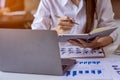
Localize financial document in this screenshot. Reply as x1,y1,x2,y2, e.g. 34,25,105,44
60,46,105,58
62,59,113,80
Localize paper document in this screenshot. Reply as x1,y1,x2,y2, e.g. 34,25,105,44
106,59,120,80
60,46,105,58
62,59,113,80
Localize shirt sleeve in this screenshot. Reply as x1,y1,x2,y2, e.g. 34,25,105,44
31,0,52,30
96,0,118,41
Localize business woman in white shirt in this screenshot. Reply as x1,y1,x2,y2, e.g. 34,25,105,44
32,0,118,49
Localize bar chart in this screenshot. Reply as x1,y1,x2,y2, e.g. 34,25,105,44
63,59,112,80
66,69,102,77
60,46,105,58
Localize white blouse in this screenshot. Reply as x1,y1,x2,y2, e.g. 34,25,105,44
31,0,118,41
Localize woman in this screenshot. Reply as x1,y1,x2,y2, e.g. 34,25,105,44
32,0,118,49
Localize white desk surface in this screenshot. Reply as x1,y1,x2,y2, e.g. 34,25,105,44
0,52,120,80
0,21,120,80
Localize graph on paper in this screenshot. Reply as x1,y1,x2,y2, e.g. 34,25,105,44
66,69,102,77
110,61,120,80
60,46,105,58
65,60,102,77
62,59,113,80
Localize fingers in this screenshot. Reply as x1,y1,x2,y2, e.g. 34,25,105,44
68,40,84,48
77,39,89,48
91,37,99,43
68,37,102,49
87,37,100,48
57,16,74,31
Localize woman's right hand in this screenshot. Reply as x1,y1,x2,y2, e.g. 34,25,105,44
53,16,75,34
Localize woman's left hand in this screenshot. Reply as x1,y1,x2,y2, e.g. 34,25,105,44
68,36,113,49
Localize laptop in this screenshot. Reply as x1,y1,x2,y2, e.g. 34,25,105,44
0,29,76,76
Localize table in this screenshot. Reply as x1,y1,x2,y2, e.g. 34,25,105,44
0,27,120,80
0,48,120,80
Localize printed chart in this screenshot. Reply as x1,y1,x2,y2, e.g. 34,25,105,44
62,59,113,80
111,61,120,80
60,46,105,58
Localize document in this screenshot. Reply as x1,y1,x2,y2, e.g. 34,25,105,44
106,59,120,80
60,46,105,58
62,58,120,80
59,26,118,42
62,59,113,80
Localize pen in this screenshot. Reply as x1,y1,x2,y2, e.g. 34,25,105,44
55,15,79,25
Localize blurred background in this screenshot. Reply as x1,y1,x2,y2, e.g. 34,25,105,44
0,0,120,29
0,0,120,49
0,0,40,29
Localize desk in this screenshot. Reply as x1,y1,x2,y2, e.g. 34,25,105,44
0,50,120,80
0,12,34,29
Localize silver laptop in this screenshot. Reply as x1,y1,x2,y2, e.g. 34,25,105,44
0,29,75,76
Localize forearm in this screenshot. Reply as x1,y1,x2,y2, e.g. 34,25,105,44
97,36,113,48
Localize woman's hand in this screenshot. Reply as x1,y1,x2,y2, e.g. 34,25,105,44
52,16,75,34
68,36,113,49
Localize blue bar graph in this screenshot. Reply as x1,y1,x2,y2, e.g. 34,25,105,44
79,61,101,65
76,48,81,54
98,70,102,74
66,69,103,77
73,71,77,77
112,65,118,67
66,71,70,76
88,61,92,64
79,70,83,74
112,65,120,75
79,62,83,64
91,70,96,74
117,71,120,75
85,70,89,74
84,61,87,64
97,61,100,64
60,47,104,56
83,48,89,54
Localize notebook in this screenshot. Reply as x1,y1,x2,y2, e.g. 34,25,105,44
0,29,76,76
59,26,117,42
